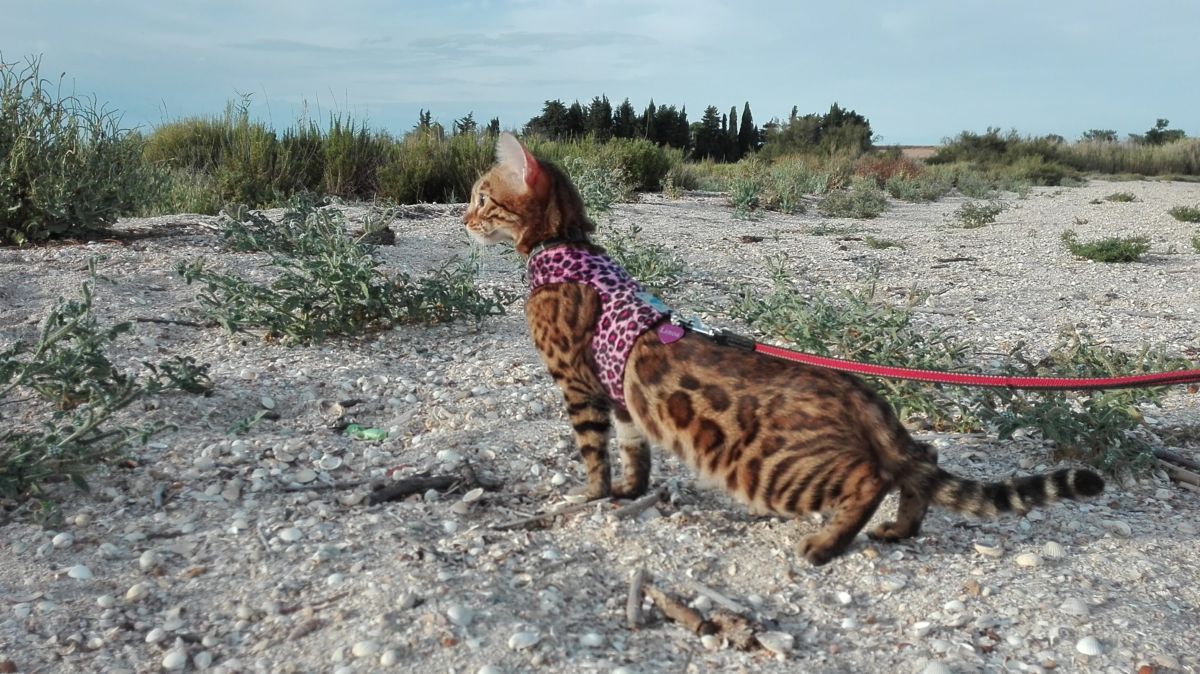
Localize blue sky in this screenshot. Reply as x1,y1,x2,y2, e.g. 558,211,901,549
3,0,1197,145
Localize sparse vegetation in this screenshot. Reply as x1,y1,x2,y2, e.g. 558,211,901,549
1104,191,1137,202
952,200,1008,228
1,268,212,497
599,223,685,292
1061,230,1150,262
817,179,889,219
177,200,511,344
863,236,903,249
1167,204,1200,223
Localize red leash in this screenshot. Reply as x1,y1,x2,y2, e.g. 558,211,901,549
685,324,1200,391
752,341,1200,391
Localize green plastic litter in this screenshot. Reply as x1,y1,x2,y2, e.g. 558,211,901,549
345,423,388,441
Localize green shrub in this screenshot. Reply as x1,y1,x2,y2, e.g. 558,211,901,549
817,178,889,218
863,236,903,249
1,272,211,496
1,56,155,244
1192,232,1199,253
562,155,632,216
952,200,1007,228
179,201,510,343
142,168,223,215
729,175,762,219
1061,230,1150,262
885,173,953,202
1167,204,1200,222
599,223,684,292
1104,191,1137,202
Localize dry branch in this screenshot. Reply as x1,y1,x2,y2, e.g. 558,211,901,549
612,487,667,520
1155,447,1200,474
627,567,649,629
644,583,711,635
491,498,611,531
683,578,751,614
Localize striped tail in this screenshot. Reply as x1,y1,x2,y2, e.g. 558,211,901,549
924,466,1104,517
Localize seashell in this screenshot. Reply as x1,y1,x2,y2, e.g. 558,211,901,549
1075,636,1103,655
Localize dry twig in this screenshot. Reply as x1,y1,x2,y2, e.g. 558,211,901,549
491,498,611,531
627,567,649,629
612,487,668,520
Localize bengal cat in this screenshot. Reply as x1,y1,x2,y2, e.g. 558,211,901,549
464,133,1103,565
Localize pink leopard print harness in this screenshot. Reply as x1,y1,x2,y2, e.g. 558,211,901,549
527,244,669,407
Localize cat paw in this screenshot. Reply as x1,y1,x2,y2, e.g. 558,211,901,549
867,521,915,542
798,538,836,566
568,484,611,501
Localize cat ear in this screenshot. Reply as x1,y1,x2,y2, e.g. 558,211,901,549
495,132,540,189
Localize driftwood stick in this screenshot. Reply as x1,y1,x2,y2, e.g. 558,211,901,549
367,475,459,505
644,583,713,635
491,497,611,531
1155,447,1200,474
627,567,649,629
683,579,751,614
612,487,667,520
1160,461,1200,489
133,316,211,328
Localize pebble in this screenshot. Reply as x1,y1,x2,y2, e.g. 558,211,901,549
97,595,115,609
879,576,907,592
462,487,485,503
973,542,1003,557
126,582,150,602
835,591,853,605
579,632,605,648
477,666,504,674
1103,520,1133,537
352,639,379,657
380,650,399,667
922,662,953,674
146,627,167,644
701,634,722,651
194,651,213,668
756,631,794,657
1015,552,1042,567
1178,521,1198,535
912,621,934,638
162,649,188,670
447,604,474,627
52,532,75,548
278,527,304,542
1043,541,1066,559
139,549,160,571
943,599,965,613
67,564,93,580
508,631,540,650
1075,636,1103,655
293,469,318,484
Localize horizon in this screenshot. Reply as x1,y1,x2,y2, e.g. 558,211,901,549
3,1,1198,146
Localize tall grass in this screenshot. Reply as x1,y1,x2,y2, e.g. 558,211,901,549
1,55,156,243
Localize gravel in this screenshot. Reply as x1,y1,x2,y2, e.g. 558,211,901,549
1,179,1198,673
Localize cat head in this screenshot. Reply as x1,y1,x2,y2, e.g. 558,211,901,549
463,132,594,256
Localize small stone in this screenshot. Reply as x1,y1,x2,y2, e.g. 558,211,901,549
293,469,317,484
52,532,75,548
97,595,115,609
352,640,379,658
1015,552,1042,567
278,527,304,543
194,651,213,668
701,634,722,651
436,450,463,466
942,599,965,613
835,591,852,605
973,542,1004,558
476,666,504,674
507,631,540,650
1043,541,1066,559
1103,520,1133,537
579,632,605,648
380,650,399,667
126,582,150,602
162,649,188,670
912,621,933,638
879,576,906,592
462,487,485,503
1075,636,1103,655
67,564,93,580
146,627,166,644
447,604,474,627
139,550,160,571
757,631,794,657
1178,521,1198,535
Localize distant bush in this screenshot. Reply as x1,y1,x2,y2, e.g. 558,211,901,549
854,153,924,187
952,200,1008,228
817,178,889,219
1104,192,1137,202
1167,205,1200,223
1,56,155,244
1061,230,1150,262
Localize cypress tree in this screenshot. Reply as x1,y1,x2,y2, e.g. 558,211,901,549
737,102,756,155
